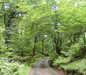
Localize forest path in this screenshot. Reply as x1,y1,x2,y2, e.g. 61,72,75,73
29,58,65,75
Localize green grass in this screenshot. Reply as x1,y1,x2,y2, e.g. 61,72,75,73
18,65,31,75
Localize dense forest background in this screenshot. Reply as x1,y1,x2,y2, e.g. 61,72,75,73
0,0,86,75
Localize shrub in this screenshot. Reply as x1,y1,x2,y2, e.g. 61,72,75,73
0,58,30,75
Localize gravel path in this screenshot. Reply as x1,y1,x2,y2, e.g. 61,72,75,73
29,58,65,75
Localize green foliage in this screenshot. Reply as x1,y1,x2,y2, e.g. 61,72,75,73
0,58,19,75
0,57,31,75
61,58,86,75
53,57,71,66
27,54,45,67
1,0,86,75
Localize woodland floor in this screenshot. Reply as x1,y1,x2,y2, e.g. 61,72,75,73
29,58,65,75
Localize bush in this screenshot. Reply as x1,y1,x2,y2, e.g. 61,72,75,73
0,58,30,75
61,58,86,75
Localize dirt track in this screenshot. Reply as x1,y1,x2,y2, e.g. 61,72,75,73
29,58,65,75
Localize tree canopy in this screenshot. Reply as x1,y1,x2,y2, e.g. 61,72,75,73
0,0,86,75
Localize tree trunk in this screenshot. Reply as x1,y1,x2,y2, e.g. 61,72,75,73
42,39,44,54
54,37,61,55
4,11,15,50
32,36,37,56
